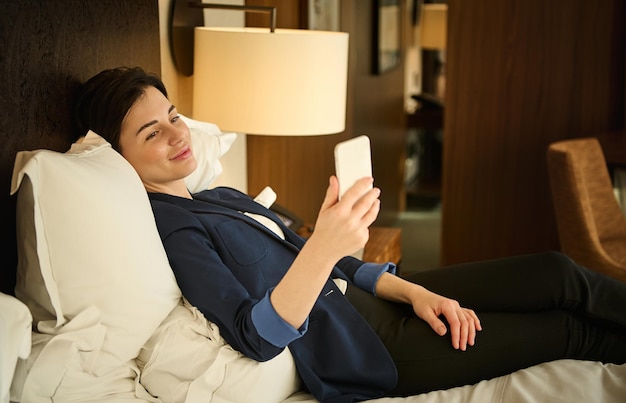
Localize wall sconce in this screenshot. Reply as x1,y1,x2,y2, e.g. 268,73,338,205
170,0,349,136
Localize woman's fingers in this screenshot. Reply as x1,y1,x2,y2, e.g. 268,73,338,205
319,176,340,213
443,305,467,350
325,176,380,229
311,176,380,260
425,313,448,337
440,303,481,351
413,290,483,351
341,177,380,224
465,308,482,343
340,176,374,204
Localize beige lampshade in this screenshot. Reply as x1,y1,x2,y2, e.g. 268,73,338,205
420,4,447,50
192,27,349,136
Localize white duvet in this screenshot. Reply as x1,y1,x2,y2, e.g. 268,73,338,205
4,293,626,403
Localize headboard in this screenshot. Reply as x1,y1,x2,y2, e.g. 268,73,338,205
0,0,162,295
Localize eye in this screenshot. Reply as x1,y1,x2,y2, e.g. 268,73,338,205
146,130,158,140
171,114,180,124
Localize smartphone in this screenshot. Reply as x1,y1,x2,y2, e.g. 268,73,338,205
334,135,373,200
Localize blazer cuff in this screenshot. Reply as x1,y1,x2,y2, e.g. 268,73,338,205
354,262,397,295
251,288,308,348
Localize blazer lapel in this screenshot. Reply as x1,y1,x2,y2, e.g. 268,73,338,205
159,191,305,249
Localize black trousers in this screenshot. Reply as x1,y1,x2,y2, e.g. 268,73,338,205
345,251,626,396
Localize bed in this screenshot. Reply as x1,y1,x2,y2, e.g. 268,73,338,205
1,1,625,402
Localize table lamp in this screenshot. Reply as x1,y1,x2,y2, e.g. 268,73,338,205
420,3,447,50
170,0,349,136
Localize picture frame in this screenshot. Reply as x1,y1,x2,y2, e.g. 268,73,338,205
373,0,402,74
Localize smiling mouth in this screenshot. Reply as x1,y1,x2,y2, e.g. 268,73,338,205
172,146,192,160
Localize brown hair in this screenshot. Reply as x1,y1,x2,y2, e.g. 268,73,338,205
73,66,167,151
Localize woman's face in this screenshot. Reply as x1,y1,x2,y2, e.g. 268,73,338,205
119,86,197,195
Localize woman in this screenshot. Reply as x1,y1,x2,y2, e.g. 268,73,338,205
74,67,626,403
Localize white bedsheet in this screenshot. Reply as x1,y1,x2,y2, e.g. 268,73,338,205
284,359,626,402
4,294,626,403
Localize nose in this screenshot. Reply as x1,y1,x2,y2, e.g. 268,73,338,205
168,122,188,144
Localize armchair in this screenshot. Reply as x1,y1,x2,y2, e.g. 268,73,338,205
547,137,626,283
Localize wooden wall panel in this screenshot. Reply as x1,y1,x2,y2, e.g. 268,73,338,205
441,0,625,265
0,0,161,294
351,0,407,225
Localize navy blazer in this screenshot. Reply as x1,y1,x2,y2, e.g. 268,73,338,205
149,187,397,402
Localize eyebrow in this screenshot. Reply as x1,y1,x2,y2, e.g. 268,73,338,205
135,104,177,136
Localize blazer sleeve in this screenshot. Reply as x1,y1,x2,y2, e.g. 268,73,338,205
149,200,295,362
333,257,397,295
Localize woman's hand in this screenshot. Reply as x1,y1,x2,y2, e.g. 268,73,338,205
409,287,482,351
308,175,381,263
375,273,482,351
270,175,379,328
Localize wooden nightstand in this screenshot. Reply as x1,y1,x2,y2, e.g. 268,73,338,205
297,226,402,265
363,227,402,265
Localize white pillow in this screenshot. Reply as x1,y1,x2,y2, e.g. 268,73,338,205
137,300,301,403
182,114,237,192
70,114,236,193
11,131,182,371
0,292,32,403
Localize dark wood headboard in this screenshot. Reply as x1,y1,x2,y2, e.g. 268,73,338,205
0,0,162,295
